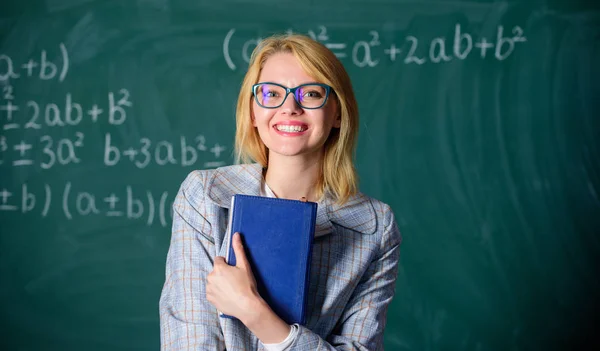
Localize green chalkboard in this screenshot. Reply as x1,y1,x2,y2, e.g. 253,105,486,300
1,1,599,350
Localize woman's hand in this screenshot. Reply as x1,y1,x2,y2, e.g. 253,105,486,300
206,232,263,323
207,232,293,344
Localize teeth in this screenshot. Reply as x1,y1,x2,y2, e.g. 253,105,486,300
276,125,306,132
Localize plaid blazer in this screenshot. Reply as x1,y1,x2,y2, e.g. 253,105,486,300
160,163,402,350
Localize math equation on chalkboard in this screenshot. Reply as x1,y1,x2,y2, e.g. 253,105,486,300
0,43,228,171
0,43,228,227
0,183,173,227
222,24,527,70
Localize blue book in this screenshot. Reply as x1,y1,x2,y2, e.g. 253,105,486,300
221,194,317,325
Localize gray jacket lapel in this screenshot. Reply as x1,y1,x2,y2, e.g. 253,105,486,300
206,163,377,236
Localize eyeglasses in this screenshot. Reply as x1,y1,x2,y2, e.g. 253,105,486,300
252,82,332,109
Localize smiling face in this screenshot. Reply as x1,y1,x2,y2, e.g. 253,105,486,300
251,52,340,163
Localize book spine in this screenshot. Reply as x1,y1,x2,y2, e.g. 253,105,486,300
219,195,237,320
225,195,236,264
299,203,317,325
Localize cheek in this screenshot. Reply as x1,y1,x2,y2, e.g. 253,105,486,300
251,102,268,127
252,107,273,128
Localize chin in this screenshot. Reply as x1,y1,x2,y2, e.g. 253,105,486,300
271,148,307,157
269,145,324,159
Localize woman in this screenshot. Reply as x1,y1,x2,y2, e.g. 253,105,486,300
160,34,402,350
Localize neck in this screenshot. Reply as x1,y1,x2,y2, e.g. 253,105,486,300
264,155,322,202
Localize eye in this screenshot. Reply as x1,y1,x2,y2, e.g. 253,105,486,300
263,89,279,98
300,89,324,100
304,90,322,98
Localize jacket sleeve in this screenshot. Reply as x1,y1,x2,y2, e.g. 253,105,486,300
159,171,225,350
290,205,402,351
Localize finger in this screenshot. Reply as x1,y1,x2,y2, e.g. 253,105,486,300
213,256,226,266
232,232,250,270
205,288,215,305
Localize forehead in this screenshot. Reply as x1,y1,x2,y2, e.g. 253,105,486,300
259,52,315,84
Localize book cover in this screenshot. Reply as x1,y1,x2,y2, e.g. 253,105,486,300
221,194,317,325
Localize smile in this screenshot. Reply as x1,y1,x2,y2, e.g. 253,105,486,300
275,124,308,133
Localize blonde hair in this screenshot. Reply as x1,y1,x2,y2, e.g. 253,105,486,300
234,34,359,205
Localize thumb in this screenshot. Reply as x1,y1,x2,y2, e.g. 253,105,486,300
232,232,251,271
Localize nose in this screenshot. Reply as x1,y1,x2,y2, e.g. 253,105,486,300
279,91,303,115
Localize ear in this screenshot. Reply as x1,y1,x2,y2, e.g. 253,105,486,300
331,96,341,128
333,115,341,128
